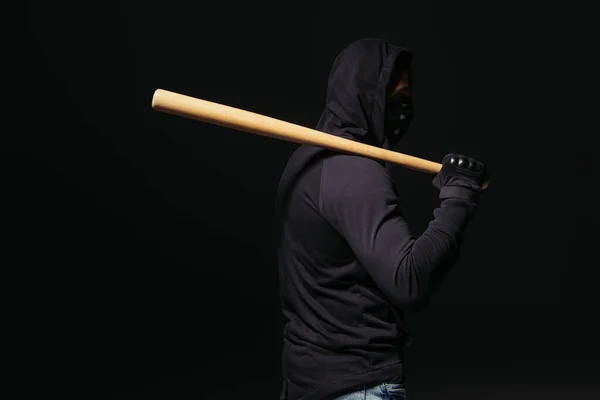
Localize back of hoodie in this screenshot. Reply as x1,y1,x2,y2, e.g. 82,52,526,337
276,39,478,400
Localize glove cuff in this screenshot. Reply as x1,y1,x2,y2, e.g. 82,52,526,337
439,185,480,202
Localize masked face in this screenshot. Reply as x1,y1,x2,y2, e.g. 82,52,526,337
384,98,413,146
384,65,413,147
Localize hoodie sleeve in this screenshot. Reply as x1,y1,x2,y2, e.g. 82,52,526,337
320,154,477,308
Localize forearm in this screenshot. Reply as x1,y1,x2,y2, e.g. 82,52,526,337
391,196,477,305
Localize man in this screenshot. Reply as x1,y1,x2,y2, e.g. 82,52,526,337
276,38,489,400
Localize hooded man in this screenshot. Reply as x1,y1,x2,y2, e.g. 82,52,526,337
276,38,489,400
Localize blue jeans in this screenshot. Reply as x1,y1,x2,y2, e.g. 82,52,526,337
332,382,407,399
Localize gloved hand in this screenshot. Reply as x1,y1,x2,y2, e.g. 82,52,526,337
433,153,489,201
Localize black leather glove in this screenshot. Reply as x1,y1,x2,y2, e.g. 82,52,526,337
433,153,489,201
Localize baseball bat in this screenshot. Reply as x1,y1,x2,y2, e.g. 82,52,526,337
151,89,489,188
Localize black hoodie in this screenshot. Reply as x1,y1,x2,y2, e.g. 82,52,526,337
276,38,478,400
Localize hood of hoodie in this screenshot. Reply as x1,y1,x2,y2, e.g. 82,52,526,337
316,38,413,148
276,38,413,212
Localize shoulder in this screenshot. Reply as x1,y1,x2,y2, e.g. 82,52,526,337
320,154,396,204
323,154,393,187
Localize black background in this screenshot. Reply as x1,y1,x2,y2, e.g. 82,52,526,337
4,1,598,398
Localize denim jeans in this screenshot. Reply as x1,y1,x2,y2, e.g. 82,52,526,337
332,382,407,399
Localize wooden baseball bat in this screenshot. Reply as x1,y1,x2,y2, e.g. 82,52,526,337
151,89,488,188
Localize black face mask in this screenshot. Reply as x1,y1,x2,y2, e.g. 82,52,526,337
384,98,414,147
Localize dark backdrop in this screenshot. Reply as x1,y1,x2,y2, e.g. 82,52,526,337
4,1,598,399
